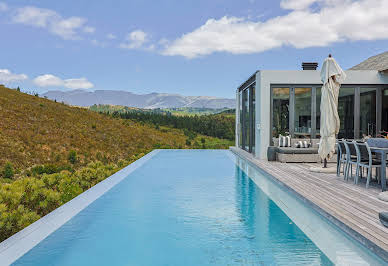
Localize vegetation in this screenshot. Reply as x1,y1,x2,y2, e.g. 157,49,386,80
0,85,233,241
2,162,14,179
90,104,236,141
89,105,232,116
0,159,136,242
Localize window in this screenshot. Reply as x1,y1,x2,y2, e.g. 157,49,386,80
243,89,250,151
250,85,255,154
316,87,321,135
360,88,376,137
338,87,355,139
272,88,289,138
294,88,312,138
239,91,243,148
382,89,388,133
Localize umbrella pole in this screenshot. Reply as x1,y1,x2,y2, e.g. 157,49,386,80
323,158,327,168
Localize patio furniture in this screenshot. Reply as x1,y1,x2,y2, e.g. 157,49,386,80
343,140,358,181
336,139,347,177
379,212,388,228
267,146,277,161
272,138,326,163
367,138,388,192
354,141,381,188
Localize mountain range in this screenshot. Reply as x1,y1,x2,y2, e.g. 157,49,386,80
42,90,235,109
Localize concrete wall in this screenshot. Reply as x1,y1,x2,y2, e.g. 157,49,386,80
253,70,388,160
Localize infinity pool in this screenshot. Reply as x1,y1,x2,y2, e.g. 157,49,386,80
8,150,385,265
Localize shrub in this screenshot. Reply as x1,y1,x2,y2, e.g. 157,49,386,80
68,150,77,164
186,139,191,146
2,162,14,179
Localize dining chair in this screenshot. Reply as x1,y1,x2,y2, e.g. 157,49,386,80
354,141,381,188
343,140,358,181
337,139,347,177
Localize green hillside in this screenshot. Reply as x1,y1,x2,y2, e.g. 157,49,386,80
90,104,236,141
0,85,232,241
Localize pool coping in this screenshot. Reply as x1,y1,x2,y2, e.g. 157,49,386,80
230,147,388,263
0,150,160,266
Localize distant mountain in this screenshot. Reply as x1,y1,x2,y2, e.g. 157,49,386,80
42,90,235,109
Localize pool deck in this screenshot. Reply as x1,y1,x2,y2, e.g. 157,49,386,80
230,147,388,262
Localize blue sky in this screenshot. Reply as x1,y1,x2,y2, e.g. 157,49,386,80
0,0,388,98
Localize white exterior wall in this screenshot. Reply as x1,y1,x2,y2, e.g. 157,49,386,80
254,70,388,160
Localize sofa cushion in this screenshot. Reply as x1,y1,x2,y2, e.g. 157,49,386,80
276,147,318,154
273,138,320,148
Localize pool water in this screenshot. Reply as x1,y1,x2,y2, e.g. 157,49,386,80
12,150,378,265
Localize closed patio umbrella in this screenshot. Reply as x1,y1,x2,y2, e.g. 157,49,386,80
318,54,346,167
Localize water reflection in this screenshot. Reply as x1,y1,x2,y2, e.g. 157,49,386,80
234,158,333,265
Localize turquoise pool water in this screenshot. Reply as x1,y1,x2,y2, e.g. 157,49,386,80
12,150,382,265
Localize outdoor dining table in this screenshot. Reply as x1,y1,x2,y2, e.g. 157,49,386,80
370,147,388,192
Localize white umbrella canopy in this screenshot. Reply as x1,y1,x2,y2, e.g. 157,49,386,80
318,55,346,162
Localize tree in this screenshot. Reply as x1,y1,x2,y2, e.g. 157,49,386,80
2,162,14,179
68,150,77,164
186,139,191,146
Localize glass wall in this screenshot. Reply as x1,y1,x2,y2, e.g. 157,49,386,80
383,89,388,133
269,85,387,142
338,87,355,139
294,88,312,138
238,91,243,148
272,88,290,138
250,85,255,153
238,83,256,154
243,89,250,151
360,88,376,137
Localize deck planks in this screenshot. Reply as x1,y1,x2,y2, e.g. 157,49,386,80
230,147,388,261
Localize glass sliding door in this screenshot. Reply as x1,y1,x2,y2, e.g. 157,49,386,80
239,91,243,148
294,88,312,138
250,85,255,153
316,87,321,137
382,89,388,133
242,88,250,151
239,84,256,154
338,87,355,139
360,88,376,137
272,88,290,138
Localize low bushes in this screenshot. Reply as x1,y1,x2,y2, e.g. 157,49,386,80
1,162,14,179
0,155,143,242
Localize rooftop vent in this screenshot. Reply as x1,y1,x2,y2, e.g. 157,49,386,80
302,62,318,70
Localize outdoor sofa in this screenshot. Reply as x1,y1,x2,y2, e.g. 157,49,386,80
271,138,337,163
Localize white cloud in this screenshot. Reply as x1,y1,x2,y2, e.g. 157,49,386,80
33,74,63,87
33,74,94,89
280,0,319,10
11,6,94,40
0,2,8,12
64,78,94,89
163,0,388,58
0,69,28,83
119,30,148,49
106,33,116,39
83,26,95,33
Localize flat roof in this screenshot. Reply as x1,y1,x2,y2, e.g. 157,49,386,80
237,70,388,90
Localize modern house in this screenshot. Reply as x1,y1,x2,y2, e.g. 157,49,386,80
235,51,388,160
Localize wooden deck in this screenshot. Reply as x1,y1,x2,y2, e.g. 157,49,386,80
230,147,388,262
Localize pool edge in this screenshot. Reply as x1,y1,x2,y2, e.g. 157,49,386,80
0,149,161,266
229,147,388,263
